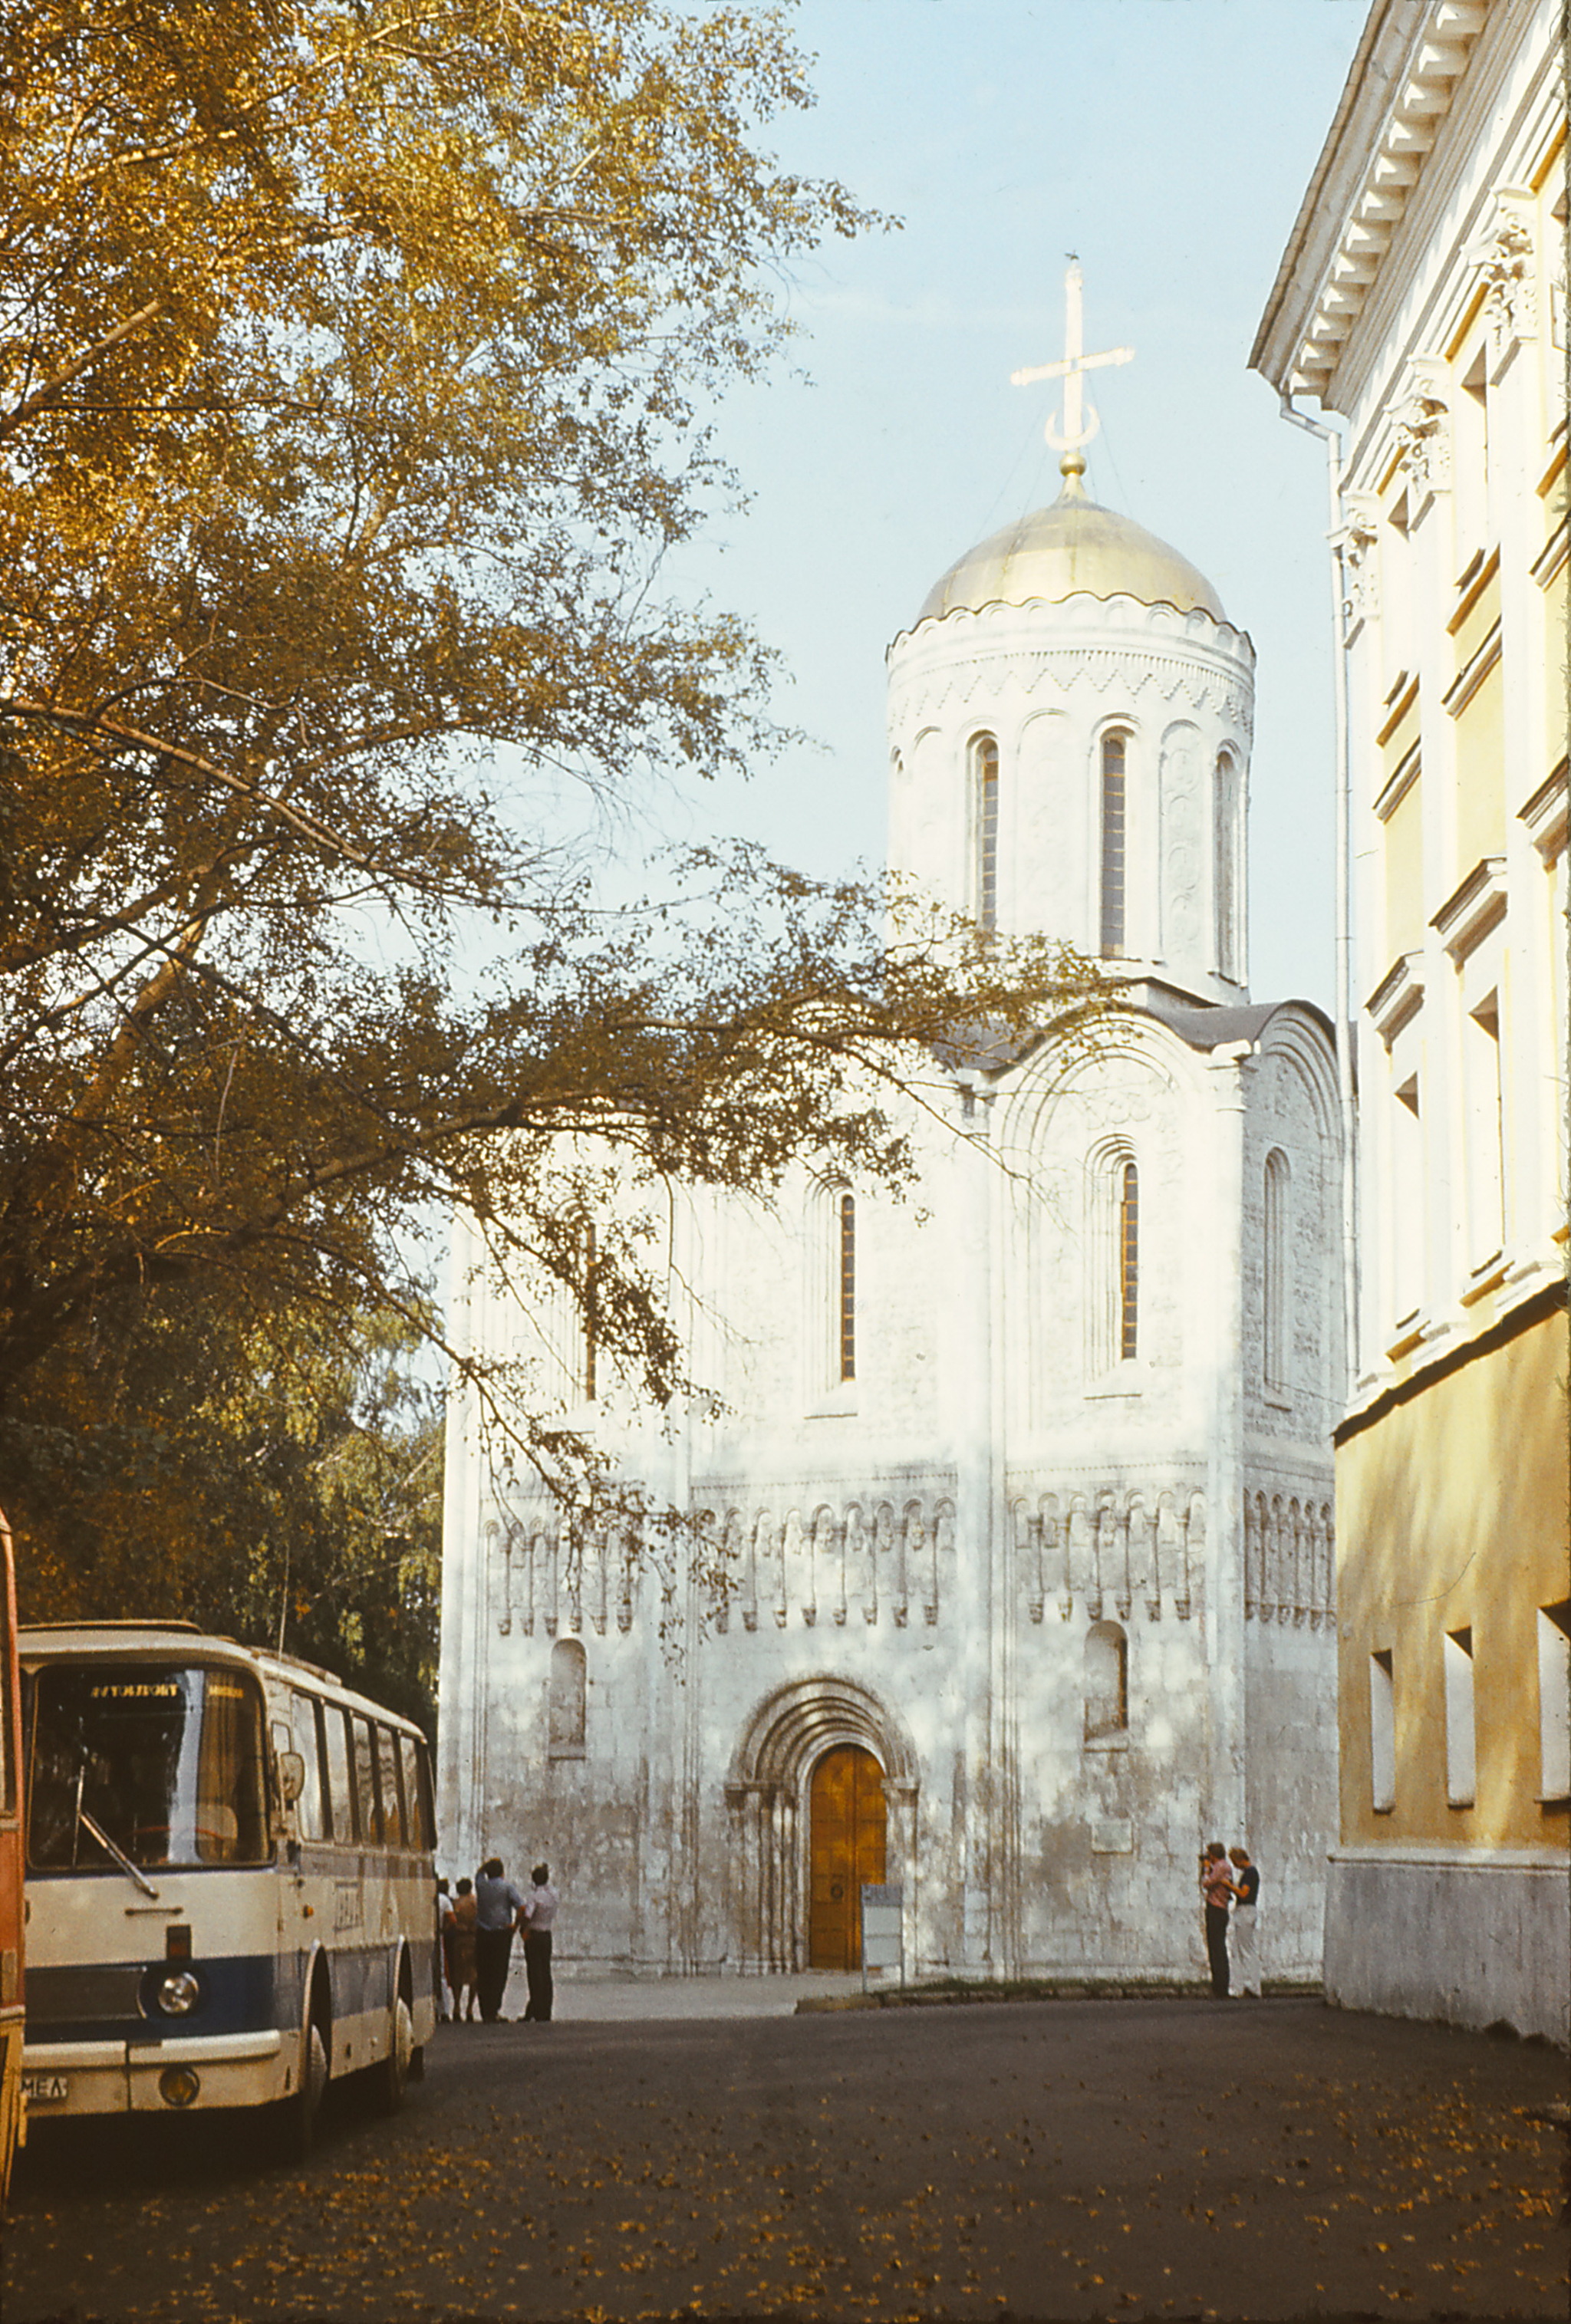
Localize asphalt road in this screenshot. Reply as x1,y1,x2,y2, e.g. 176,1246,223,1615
3,1995,1566,2323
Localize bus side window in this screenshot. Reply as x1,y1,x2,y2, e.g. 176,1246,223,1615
290,1692,327,1842
322,1707,354,1843
377,1725,405,1848
351,1716,380,1845
398,1733,430,1852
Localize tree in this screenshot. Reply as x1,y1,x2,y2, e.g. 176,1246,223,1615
1,2,1106,1525
2,1290,443,1731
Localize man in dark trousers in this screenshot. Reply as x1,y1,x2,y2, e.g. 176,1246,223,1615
1199,1842,1232,1996
473,1856,526,2023
521,1862,559,2023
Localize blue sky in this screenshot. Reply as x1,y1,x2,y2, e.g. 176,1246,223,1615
655,0,1367,1009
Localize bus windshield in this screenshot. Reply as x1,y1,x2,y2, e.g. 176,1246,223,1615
27,1663,269,1871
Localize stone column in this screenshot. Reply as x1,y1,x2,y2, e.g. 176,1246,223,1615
883,1776,921,1977
951,1073,1002,1973
1205,1044,1252,1842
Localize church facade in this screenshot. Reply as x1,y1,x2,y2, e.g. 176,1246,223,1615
438,422,1345,1985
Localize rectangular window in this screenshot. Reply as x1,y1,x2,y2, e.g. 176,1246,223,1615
1463,992,1504,1265
398,1733,432,1850
1444,1627,1476,1807
322,1706,354,1842
1391,1071,1423,1323
351,1714,379,1843
376,1724,406,1847
289,1690,327,1842
1369,1649,1395,1812
1452,657,1505,866
1380,765,1424,960
1538,1602,1571,1803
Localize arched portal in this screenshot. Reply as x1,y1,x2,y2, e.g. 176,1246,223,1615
808,1745,887,1969
725,1677,917,1973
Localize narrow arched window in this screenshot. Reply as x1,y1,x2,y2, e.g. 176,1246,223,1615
1118,1161,1139,1361
973,735,1000,934
1100,731,1128,957
838,1191,856,1382
1085,1620,1128,1740
1214,752,1238,978
582,1222,598,1401
1263,1150,1289,1395
548,1637,586,1755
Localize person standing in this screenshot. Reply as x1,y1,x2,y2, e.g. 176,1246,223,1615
521,1862,559,2023
473,1857,525,2023
449,1876,479,2023
1227,1845,1262,1997
1199,1842,1232,1997
434,1877,453,2021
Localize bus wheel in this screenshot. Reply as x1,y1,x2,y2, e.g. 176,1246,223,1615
374,1987,414,2115
278,2000,330,2164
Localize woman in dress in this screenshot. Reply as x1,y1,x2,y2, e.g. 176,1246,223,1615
449,1875,479,2023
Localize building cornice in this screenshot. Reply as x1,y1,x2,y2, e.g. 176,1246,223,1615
1431,851,1507,959
1333,1269,1567,1446
1518,759,1568,861
1250,0,1490,404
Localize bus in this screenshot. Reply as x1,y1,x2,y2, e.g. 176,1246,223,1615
0,1510,22,2204
18,1624,437,2158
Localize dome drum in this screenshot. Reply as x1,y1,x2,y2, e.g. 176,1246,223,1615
886,479,1253,1006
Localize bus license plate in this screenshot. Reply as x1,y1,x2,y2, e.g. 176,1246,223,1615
22,2072,70,2102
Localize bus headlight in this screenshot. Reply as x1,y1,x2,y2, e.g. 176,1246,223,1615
155,1970,202,2016
158,2066,200,2108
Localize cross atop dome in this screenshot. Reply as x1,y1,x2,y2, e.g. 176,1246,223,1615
1010,258,1134,478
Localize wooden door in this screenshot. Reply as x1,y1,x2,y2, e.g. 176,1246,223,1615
808,1745,886,1970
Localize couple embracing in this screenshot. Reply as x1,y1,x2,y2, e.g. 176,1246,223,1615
1199,1842,1260,1999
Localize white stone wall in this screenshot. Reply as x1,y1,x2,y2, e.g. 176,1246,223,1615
1324,1853,1571,2045
439,979,1341,1981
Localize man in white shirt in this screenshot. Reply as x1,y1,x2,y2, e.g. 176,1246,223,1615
521,1862,559,2023
473,1856,526,2023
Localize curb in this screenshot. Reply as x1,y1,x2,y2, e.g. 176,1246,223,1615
795,1980,1322,2014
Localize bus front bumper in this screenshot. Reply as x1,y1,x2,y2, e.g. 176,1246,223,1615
22,2029,285,2115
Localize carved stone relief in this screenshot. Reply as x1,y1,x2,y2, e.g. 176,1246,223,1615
1471,191,1537,359
1013,1484,1206,1623
1392,360,1451,495
1339,499,1380,632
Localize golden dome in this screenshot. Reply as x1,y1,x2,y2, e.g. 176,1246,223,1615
917,466,1227,626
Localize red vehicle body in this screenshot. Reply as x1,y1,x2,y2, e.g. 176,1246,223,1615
0,1506,24,2202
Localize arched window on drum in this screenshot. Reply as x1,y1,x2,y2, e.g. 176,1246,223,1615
1099,729,1130,959
971,734,1000,935
1214,749,1240,979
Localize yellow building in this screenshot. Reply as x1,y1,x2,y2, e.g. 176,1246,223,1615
1253,0,1567,2040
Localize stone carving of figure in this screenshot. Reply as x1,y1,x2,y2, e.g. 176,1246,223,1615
1395,387,1450,495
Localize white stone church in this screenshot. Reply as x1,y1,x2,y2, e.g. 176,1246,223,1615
439,320,1345,1984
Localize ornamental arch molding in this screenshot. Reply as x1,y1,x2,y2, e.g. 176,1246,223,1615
724,1677,920,1974
728,1674,920,1793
